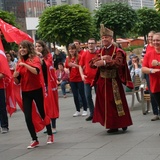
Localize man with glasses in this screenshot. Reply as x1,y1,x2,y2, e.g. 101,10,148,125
79,38,99,121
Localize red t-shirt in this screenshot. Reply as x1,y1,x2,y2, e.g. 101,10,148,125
143,50,160,93
65,56,82,82
16,56,42,92
146,44,154,53
79,50,98,84
78,49,84,56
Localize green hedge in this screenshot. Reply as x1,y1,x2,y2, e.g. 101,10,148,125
123,45,144,51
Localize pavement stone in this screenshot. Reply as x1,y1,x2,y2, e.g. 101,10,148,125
1,92,160,160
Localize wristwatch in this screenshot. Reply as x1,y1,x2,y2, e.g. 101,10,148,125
150,68,153,73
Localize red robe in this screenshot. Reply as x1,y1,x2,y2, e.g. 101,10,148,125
43,53,59,119
93,45,133,129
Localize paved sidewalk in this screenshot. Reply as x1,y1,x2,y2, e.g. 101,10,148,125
1,93,160,160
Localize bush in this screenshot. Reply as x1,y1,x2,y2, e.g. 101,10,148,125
123,45,143,52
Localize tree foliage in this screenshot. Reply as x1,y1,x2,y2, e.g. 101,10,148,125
37,4,95,46
0,10,19,51
94,2,137,41
155,0,160,12
133,7,160,42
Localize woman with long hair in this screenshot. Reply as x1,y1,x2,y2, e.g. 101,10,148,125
13,40,53,149
35,40,59,134
65,43,87,117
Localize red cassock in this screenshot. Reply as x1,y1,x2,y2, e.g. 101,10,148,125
92,45,133,129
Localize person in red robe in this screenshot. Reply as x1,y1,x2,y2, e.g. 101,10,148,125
90,24,133,133
13,40,53,149
35,40,59,134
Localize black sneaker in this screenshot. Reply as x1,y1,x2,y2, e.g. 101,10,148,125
85,116,93,121
122,127,128,131
1,128,9,134
107,129,119,133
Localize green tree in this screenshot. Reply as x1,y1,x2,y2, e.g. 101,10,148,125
37,4,95,47
94,2,137,41
155,0,160,12
134,7,160,43
0,10,19,51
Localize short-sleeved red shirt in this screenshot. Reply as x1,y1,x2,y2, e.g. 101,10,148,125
65,56,82,82
146,44,154,53
143,50,160,93
16,56,42,91
79,50,98,84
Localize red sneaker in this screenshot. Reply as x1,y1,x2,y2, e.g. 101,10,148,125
47,135,54,144
27,140,39,149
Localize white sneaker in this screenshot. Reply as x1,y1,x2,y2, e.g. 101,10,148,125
73,111,81,117
82,111,88,117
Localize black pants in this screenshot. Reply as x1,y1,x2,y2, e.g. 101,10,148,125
22,88,52,141
152,92,160,107
51,118,56,128
0,89,8,128
145,74,159,115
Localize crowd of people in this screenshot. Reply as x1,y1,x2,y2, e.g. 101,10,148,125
1,24,160,150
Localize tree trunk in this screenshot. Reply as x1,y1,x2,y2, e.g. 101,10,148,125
113,34,116,42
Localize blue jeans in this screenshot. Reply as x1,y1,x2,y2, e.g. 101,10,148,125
145,74,159,115
0,89,8,128
60,80,68,95
70,81,87,112
84,84,96,117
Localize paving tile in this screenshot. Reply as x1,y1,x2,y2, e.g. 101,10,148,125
0,94,160,160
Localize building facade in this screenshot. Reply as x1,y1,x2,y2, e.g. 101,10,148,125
0,0,46,41
54,0,154,11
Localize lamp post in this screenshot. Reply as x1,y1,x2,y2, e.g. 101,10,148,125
129,0,132,7
46,0,51,7
140,0,143,9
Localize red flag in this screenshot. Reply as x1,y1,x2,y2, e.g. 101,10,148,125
5,78,17,116
0,39,16,116
0,40,10,77
0,18,33,44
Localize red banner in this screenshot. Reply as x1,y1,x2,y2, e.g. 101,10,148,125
0,18,33,44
